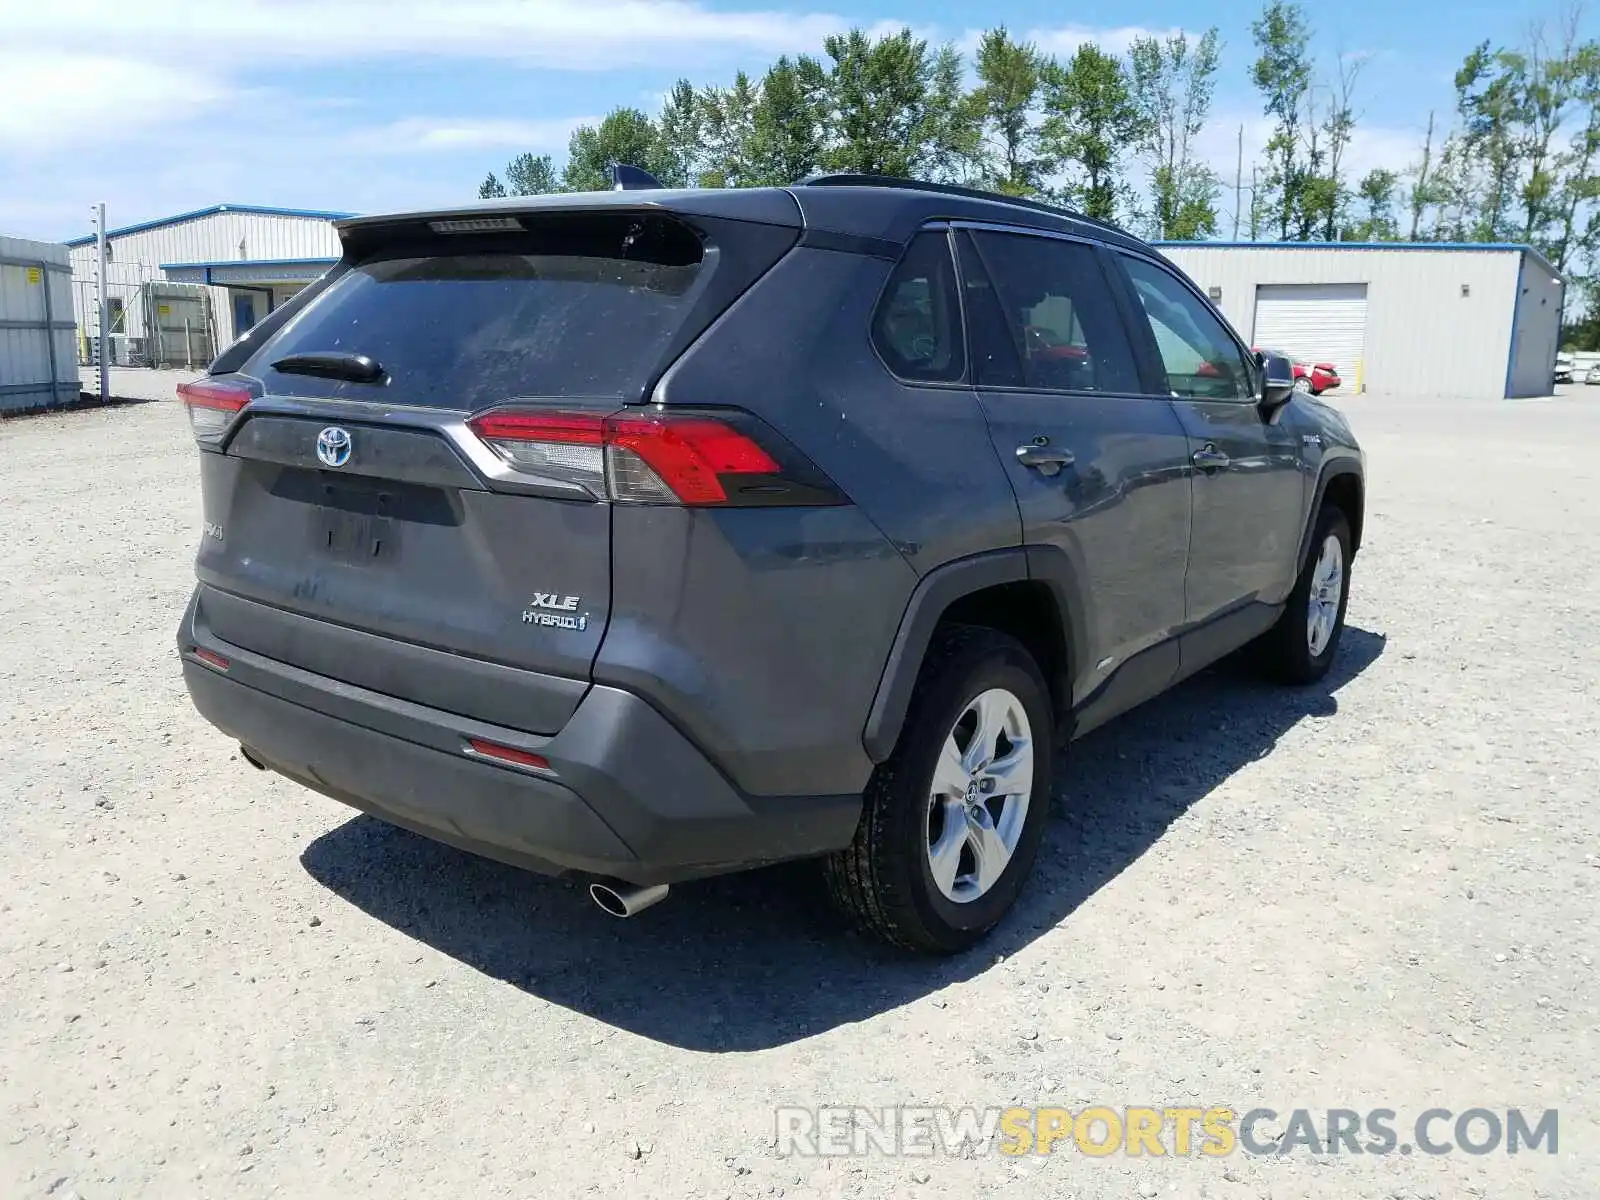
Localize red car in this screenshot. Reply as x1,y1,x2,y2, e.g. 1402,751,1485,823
1254,347,1341,395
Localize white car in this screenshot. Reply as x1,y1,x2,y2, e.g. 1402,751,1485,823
1555,353,1575,383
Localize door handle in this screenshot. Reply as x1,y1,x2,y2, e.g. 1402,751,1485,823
1191,444,1230,470
1015,444,1075,476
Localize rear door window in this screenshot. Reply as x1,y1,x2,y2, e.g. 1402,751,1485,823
963,231,1142,394
251,213,708,410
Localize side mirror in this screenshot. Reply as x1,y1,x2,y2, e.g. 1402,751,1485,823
1258,351,1296,410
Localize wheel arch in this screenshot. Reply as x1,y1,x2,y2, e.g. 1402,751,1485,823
1300,460,1365,570
862,548,1086,763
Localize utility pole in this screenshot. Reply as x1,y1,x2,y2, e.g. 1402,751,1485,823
94,203,109,402
1233,124,1244,239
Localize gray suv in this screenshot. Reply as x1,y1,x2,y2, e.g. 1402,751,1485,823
176,174,1364,954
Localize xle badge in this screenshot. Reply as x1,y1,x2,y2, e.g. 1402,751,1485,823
522,592,587,631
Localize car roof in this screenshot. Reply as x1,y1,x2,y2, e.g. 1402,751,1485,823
335,175,1151,255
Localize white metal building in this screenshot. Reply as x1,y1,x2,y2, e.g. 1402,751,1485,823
1156,242,1563,399
64,204,348,366
1,235,77,412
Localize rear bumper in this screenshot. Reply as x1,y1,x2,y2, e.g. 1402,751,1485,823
177,594,861,885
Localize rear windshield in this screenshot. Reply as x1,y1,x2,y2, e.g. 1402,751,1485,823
251,213,706,409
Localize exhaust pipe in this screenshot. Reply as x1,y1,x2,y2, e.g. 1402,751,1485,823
239,745,267,771
589,880,670,918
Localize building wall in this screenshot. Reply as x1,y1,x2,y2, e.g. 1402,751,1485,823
1,235,77,412
1156,244,1528,399
1505,252,1564,398
67,211,341,354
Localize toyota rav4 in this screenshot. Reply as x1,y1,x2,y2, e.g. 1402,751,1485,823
176,173,1364,954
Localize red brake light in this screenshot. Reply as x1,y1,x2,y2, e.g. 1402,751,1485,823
178,379,254,442
192,647,230,671
466,407,819,507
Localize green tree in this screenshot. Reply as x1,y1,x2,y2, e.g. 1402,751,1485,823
747,55,830,185
700,72,761,187
478,172,507,199
504,153,557,196
818,28,971,179
1250,0,1314,240
562,108,662,192
1405,112,1441,239
654,80,705,188
970,28,1051,196
1344,169,1400,240
1454,41,1529,239
1042,43,1144,221
919,42,984,184
1129,28,1222,239
1316,55,1362,240
1551,43,1600,273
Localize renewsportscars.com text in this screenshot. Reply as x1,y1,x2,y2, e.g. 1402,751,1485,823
774,1105,1558,1158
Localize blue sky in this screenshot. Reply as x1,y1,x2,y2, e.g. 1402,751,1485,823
2,0,1571,242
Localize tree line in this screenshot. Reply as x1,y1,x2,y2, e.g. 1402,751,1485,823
479,24,1226,239
475,3,1600,335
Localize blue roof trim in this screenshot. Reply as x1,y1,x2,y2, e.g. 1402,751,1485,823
64,204,355,247
1153,239,1559,279
160,256,339,270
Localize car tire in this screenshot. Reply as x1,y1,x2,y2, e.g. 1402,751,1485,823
1256,506,1353,684
1292,376,1313,394
823,625,1054,954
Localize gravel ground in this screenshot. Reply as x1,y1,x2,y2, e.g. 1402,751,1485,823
1,390,1595,1199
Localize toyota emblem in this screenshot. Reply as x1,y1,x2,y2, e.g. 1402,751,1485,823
316,426,352,468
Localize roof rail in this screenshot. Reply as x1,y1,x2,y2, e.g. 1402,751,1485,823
794,173,1127,235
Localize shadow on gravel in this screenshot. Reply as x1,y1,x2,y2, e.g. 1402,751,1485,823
301,625,1386,1051
0,393,162,420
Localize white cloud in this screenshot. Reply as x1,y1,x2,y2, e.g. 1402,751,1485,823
8,0,858,69
1024,24,1195,58
0,53,233,151
369,117,599,153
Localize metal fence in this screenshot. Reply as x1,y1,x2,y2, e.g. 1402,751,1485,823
71,260,216,369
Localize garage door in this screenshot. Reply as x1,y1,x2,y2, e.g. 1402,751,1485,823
1252,283,1369,382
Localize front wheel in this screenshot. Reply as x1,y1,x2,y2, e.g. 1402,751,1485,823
1292,376,1313,394
823,626,1053,954
1256,506,1353,684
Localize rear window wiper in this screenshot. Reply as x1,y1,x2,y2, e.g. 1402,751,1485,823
271,352,385,384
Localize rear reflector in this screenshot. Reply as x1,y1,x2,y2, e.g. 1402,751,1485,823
467,407,841,507
192,647,231,671
178,379,254,442
466,738,550,771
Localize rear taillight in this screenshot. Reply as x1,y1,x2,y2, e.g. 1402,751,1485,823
467,407,844,507
178,379,254,443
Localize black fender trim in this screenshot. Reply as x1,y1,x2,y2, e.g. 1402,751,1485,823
861,547,1087,763
1298,457,1365,572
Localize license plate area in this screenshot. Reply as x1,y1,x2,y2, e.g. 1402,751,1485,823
313,482,400,564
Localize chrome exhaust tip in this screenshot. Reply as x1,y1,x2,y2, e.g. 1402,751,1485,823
589,881,670,918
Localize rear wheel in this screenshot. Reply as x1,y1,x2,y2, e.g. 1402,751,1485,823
823,626,1053,954
1256,506,1352,684
1292,376,1313,394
